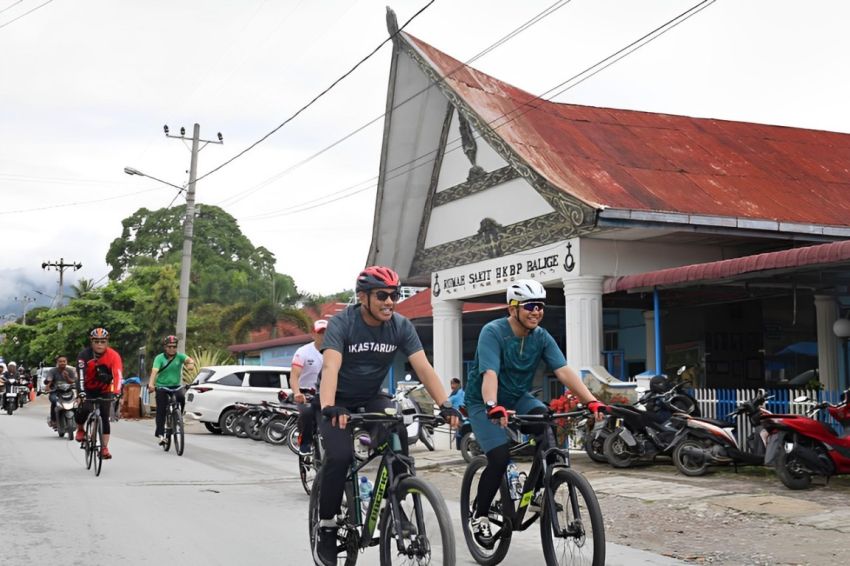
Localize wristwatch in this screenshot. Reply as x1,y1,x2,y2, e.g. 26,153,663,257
485,400,496,410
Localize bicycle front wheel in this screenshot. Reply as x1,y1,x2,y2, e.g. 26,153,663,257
84,418,95,470
93,417,103,477
540,468,605,566
379,476,455,565
173,409,185,456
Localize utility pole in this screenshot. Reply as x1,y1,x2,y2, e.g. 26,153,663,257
164,123,223,353
13,296,36,324
41,258,81,308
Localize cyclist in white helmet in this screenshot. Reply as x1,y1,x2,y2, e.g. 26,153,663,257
464,279,606,548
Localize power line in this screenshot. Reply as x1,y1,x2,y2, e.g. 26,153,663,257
238,0,715,221
194,0,437,185
218,0,573,208
0,1,24,16
0,186,166,215
0,0,53,31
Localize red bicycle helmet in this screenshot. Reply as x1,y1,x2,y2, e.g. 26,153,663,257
89,327,109,340
356,266,400,292
163,335,179,346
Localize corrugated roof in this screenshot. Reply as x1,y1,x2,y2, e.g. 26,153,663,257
228,334,311,353
604,240,850,293
394,290,504,320
404,33,850,227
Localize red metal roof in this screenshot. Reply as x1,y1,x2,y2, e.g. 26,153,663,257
404,34,850,227
604,240,850,293
394,290,504,320
228,333,311,353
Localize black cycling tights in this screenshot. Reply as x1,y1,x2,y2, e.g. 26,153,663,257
474,405,550,518
318,396,408,521
75,396,112,435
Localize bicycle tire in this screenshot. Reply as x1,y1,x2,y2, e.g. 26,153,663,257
93,415,103,477
540,468,605,566
460,455,513,565
174,408,185,456
299,454,315,496
84,418,94,470
379,475,455,565
308,472,358,566
163,408,173,452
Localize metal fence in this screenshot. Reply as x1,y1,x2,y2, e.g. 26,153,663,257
691,387,845,446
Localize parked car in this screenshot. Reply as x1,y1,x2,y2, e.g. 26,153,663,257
185,365,292,434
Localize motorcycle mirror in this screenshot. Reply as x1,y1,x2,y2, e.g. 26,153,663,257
793,395,809,403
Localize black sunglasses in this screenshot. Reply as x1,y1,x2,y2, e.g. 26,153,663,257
373,290,401,302
519,302,545,312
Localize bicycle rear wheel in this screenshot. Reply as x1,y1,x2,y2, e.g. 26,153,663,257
299,454,316,495
307,473,358,566
173,409,185,456
92,417,103,477
460,455,513,565
379,476,455,565
540,468,605,566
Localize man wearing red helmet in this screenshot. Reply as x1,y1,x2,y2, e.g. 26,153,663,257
312,266,459,566
148,335,194,445
75,328,123,459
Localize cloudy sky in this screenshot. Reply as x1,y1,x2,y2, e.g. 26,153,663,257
2,0,849,317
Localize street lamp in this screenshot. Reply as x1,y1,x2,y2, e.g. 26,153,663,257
123,167,185,192
833,317,850,390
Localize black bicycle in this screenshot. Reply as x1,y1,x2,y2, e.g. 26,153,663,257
308,410,455,565
460,409,605,566
81,394,115,477
159,386,185,456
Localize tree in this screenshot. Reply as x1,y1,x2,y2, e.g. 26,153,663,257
70,278,97,298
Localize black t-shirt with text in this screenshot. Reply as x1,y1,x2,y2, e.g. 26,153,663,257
321,304,422,405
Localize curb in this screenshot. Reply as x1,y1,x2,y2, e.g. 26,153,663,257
417,456,467,470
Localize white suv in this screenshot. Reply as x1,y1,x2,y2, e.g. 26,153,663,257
185,365,291,434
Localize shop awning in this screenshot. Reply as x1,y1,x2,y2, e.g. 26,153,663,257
604,240,850,293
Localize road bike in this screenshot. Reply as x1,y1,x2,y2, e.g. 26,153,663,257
159,386,185,456
308,409,455,565
460,408,605,566
81,394,115,477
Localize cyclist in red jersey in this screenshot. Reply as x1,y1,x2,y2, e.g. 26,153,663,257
75,328,123,459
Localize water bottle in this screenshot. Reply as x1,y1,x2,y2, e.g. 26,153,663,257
359,476,373,515
506,461,520,500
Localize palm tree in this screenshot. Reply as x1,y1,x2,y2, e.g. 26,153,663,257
70,278,96,298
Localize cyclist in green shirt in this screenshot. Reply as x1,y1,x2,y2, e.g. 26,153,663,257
147,335,194,445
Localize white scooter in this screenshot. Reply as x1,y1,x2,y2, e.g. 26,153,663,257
53,382,78,440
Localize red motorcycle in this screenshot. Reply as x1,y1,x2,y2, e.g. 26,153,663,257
763,388,850,489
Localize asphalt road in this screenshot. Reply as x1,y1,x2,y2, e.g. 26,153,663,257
0,399,682,565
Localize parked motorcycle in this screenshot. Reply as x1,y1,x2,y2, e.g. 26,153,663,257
671,388,771,476
53,381,78,440
602,376,699,468
763,388,850,489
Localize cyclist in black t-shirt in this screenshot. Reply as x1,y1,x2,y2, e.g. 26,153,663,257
311,266,459,566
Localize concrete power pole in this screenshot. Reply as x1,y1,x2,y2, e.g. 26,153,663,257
164,123,223,353
13,296,36,324
41,258,82,308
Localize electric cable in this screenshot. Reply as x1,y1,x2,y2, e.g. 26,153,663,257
194,0,437,185
0,187,166,215
0,0,53,31
0,1,24,16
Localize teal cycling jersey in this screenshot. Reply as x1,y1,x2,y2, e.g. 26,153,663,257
466,317,566,408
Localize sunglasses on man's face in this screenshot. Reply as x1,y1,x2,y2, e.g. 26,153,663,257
373,290,400,302
519,302,545,312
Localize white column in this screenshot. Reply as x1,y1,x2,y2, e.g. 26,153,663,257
431,298,463,392
643,310,656,373
814,294,839,391
562,276,604,372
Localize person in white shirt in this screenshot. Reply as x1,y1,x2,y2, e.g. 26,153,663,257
289,319,327,455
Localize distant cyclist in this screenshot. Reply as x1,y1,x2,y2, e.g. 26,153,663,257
75,328,123,459
148,335,194,446
289,319,327,456
312,266,459,566
465,279,606,548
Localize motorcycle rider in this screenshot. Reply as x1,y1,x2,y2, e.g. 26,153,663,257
289,319,327,456
312,266,459,566
45,355,77,428
465,279,606,548
448,377,465,449
75,328,123,459
147,335,194,445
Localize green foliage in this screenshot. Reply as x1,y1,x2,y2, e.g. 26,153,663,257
182,347,233,384
302,289,354,308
